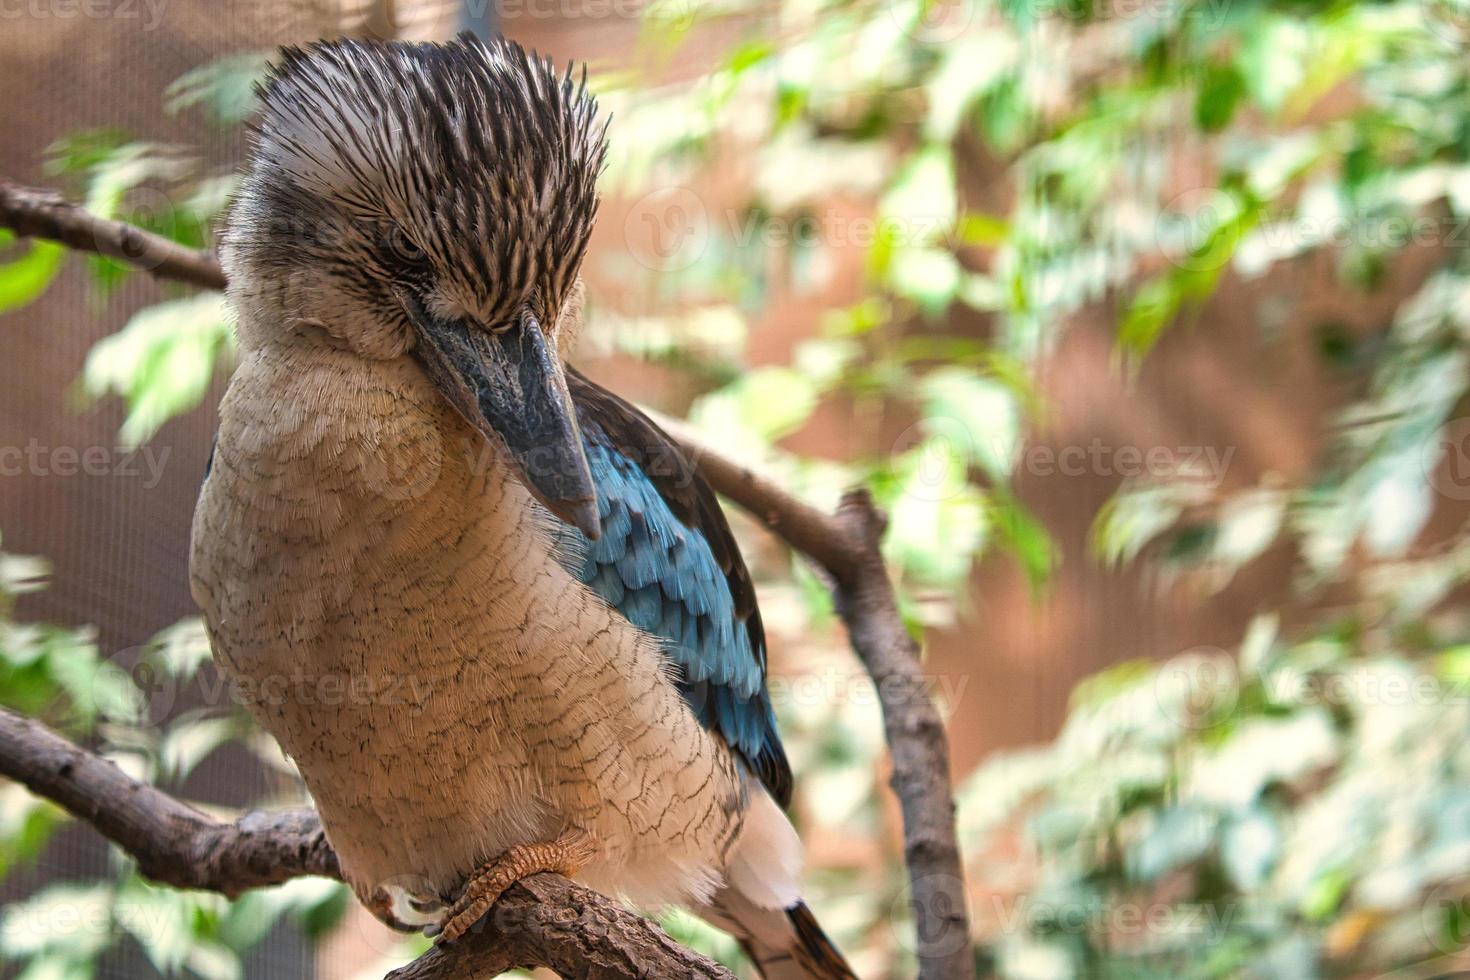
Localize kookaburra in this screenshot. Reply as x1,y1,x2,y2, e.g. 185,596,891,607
189,34,855,979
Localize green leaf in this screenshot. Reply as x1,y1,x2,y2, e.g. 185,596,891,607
217,878,349,949
1092,485,1192,566
165,53,271,126
1237,17,1310,114
1213,490,1286,571
1195,63,1247,132
725,40,774,76
924,37,1018,142
919,367,1022,481
75,142,192,220
184,941,242,980
990,494,1054,592
45,129,130,178
880,438,989,589
955,213,1011,247
879,144,957,233
113,882,200,975
1127,805,1217,881
886,247,961,316
0,551,51,597
0,882,114,958
290,881,350,939
0,785,64,879
1300,866,1351,922
81,292,233,447
1118,276,1184,359
146,618,214,683
731,368,819,440
0,236,66,314
1222,809,1280,891
159,715,242,782
792,338,860,389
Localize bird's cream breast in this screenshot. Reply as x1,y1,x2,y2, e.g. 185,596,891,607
190,338,743,910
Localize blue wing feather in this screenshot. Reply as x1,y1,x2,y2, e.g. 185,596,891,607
556,373,792,805
564,444,784,778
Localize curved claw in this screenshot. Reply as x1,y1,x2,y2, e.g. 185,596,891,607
432,829,598,945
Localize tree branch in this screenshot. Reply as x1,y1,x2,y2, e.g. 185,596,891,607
0,706,338,893
674,436,974,979
0,706,733,979
0,181,227,291
0,175,976,979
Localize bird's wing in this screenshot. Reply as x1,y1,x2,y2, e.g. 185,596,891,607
558,368,792,807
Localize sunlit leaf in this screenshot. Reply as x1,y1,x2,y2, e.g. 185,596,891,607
1238,16,1311,114
685,369,823,472
920,367,1021,481
165,53,271,126
81,292,233,447
880,438,988,588
0,882,113,958
159,715,243,782
0,236,66,315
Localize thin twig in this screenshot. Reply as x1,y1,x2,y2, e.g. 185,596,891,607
0,175,977,979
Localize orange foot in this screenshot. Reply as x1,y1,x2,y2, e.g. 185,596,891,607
431,829,597,945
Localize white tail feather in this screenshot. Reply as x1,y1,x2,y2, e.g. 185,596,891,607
726,788,803,909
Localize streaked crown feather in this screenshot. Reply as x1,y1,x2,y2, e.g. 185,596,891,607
235,34,607,330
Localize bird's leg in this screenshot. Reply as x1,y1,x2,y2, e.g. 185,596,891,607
431,829,598,945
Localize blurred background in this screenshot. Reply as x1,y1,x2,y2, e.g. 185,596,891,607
2,0,1470,976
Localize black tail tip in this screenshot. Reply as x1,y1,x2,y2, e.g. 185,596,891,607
786,901,859,979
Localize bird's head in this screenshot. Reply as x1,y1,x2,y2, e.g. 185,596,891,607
226,34,607,536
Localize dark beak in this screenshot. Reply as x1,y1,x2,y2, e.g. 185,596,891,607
405,296,600,539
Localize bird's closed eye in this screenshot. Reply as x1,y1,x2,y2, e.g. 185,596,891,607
380,226,433,280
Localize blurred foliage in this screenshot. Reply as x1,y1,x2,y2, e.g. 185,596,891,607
0,545,350,979
608,2,1470,966
1,0,1469,976
960,617,1470,978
